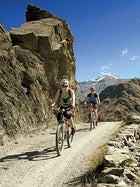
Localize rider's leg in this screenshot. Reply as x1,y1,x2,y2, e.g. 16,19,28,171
67,117,74,128
94,108,98,124
88,113,91,122
64,110,75,134
67,117,75,135
87,104,92,122
57,111,63,122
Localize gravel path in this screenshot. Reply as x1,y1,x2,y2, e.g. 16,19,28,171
0,121,122,187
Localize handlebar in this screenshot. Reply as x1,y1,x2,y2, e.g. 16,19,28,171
49,106,71,113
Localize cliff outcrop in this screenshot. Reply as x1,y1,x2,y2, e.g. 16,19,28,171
0,4,76,145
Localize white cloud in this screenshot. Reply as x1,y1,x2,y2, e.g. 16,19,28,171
121,49,128,56
99,65,109,75
121,49,139,61
100,65,109,71
129,55,139,61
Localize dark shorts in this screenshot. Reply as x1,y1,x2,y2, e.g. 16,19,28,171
57,106,72,121
88,103,98,109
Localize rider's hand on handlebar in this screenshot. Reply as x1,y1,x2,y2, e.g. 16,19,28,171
70,105,75,113
49,105,54,112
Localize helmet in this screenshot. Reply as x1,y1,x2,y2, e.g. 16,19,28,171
90,86,95,91
60,79,69,86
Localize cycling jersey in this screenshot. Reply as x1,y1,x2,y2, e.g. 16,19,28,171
87,93,98,104
60,89,72,107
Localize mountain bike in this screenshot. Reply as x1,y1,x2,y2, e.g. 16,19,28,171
55,108,74,156
89,103,96,130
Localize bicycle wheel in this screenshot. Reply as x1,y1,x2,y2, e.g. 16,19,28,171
56,124,64,156
90,112,93,130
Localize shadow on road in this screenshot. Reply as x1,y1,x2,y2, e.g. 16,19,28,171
0,146,58,162
64,174,86,186
76,126,90,132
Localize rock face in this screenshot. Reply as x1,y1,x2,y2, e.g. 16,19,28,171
0,4,76,144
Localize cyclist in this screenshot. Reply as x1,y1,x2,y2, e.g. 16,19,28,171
84,87,100,125
50,79,76,135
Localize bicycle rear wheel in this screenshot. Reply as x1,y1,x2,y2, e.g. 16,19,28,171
56,124,64,156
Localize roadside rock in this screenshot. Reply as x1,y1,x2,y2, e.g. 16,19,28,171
97,116,140,187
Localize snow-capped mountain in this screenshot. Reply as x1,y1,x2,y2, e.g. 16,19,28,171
77,74,127,100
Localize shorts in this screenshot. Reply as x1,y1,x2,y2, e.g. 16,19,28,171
88,103,98,110
57,106,73,121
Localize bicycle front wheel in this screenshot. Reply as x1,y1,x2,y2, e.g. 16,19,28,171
56,124,64,156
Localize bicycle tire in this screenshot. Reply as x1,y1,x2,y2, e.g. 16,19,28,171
56,124,64,156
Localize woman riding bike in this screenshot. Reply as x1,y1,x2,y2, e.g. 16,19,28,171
84,86,100,125
50,79,76,135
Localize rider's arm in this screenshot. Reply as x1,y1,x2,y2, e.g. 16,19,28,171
97,94,100,105
84,96,89,105
50,89,60,107
70,89,75,108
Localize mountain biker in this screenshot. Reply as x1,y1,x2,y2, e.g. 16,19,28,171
84,86,100,125
50,79,76,135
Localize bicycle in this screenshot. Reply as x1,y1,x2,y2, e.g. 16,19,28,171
88,103,96,130
55,108,74,156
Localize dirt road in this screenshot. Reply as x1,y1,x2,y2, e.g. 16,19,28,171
0,122,122,187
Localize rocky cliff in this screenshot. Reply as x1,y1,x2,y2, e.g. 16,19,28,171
0,4,77,145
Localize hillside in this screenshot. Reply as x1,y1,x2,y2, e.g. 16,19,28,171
98,78,140,121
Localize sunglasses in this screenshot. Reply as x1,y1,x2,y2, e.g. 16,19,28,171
62,85,68,87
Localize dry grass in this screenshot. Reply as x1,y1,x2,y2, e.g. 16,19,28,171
109,121,125,141
86,145,107,173
82,124,125,186
82,145,108,186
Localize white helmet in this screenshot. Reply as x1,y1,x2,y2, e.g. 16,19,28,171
60,79,69,86
90,86,95,91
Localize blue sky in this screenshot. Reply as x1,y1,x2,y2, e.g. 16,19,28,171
1,0,140,82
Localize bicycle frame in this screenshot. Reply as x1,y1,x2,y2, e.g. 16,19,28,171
55,108,73,156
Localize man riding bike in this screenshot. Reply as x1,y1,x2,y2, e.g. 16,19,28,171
50,79,76,135
84,86,100,125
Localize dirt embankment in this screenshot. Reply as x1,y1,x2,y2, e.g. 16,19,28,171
0,122,122,187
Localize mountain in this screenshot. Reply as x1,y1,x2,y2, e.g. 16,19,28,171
77,74,126,100
98,78,140,121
